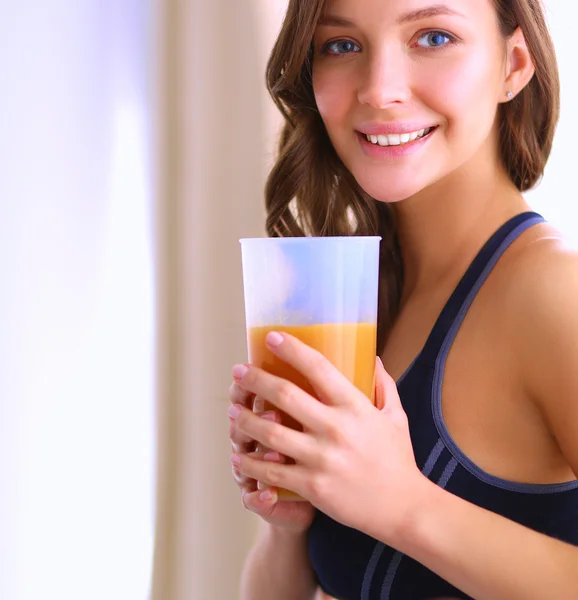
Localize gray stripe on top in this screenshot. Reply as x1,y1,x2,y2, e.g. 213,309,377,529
360,438,445,600
421,439,445,478
438,457,458,490
380,454,458,600
379,552,403,600
432,217,578,494
360,541,387,600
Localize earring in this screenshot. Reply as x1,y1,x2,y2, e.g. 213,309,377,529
507,91,514,99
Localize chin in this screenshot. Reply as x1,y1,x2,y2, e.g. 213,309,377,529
354,176,424,204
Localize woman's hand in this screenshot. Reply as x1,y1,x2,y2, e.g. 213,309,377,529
228,380,315,533
229,331,425,543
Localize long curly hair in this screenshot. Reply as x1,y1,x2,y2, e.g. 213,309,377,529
264,0,559,354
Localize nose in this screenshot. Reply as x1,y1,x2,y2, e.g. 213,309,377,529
357,49,411,109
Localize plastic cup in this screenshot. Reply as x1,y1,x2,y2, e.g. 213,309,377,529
239,236,381,501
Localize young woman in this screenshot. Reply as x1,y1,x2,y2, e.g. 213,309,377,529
228,1,578,598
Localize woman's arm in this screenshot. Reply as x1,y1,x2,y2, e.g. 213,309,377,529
384,477,578,600
240,521,318,600
378,243,578,600
231,244,578,599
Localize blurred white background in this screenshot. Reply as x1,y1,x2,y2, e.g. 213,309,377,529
527,2,578,230
0,1,575,599
0,1,155,599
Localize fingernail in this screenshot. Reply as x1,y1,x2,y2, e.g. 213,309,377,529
261,411,276,421
259,489,277,503
266,332,284,348
232,364,249,380
264,451,280,462
231,454,241,466
228,404,242,420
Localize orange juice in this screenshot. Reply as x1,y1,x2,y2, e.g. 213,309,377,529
247,322,377,500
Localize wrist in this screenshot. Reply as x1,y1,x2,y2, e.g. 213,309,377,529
375,473,440,552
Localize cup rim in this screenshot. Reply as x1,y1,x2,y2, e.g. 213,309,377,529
240,235,382,244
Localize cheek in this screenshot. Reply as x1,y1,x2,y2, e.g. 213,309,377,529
423,54,502,132
312,68,353,126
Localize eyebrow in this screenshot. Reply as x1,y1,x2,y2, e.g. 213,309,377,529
317,4,465,28
398,5,465,23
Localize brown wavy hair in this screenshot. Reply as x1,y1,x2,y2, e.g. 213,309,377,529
264,0,559,354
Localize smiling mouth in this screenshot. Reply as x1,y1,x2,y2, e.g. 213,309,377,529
359,126,438,147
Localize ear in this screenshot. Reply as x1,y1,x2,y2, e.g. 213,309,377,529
501,27,536,103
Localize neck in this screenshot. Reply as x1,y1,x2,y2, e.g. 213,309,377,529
392,148,531,303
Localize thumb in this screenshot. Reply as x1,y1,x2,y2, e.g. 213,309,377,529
374,357,403,413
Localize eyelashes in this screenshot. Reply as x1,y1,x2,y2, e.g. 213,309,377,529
320,39,362,56
413,30,457,50
319,30,458,57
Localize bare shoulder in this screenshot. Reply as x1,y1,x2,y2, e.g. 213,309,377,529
498,221,578,472
501,221,578,334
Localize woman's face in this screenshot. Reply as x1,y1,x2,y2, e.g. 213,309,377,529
311,0,509,203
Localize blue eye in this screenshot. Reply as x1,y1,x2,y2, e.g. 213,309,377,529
321,39,361,56
416,31,455,49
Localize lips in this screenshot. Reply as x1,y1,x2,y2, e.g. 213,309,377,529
362,126,437,147
356,125,438,158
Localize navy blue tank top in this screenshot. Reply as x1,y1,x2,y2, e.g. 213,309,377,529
307,212,578,600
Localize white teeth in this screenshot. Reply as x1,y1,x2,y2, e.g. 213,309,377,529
365,127,433,147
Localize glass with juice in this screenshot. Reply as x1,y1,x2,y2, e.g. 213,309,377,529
240,236,381,501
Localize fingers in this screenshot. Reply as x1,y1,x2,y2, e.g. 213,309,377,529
374,357,403,413
242,332,358,407
230,423,256,454
232,449,286,490
240,487,315,534
228,382,256,452
257,451,291,489
229,380,255,408
234,468,257,494
230,403,317,463
230,422,255,453
232,364,329,431
231,448,307,499
241,487,280,515
230,407,281,454
237,453,284,508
